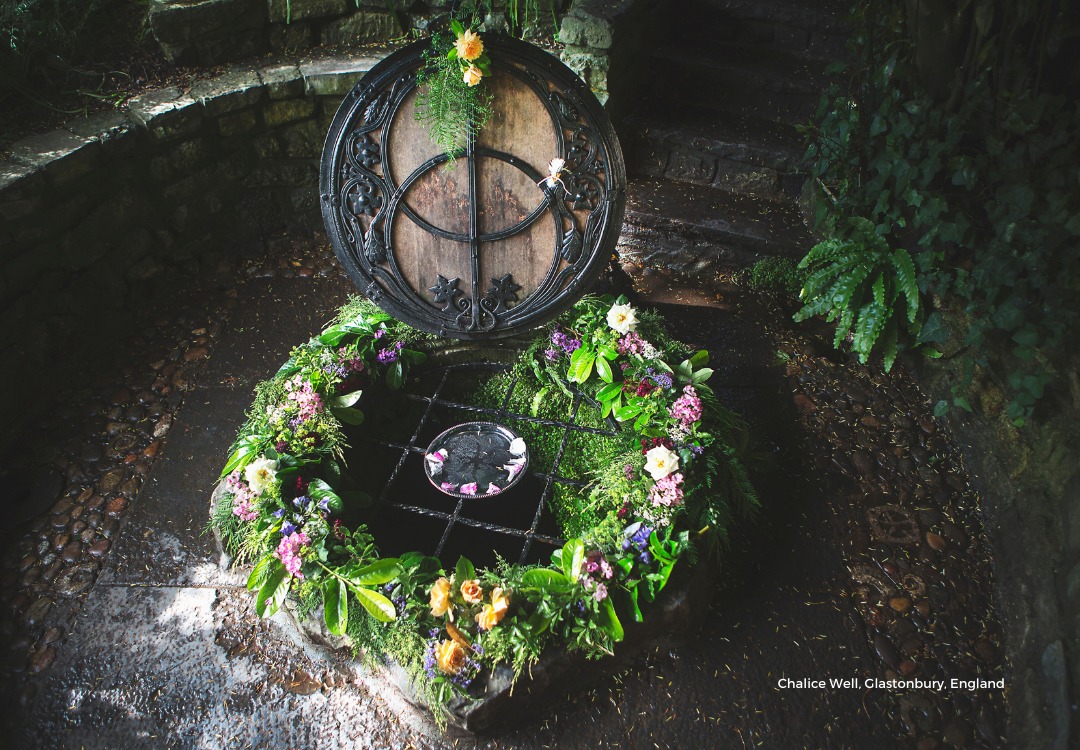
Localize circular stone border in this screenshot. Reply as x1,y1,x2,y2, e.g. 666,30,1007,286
209,297,757,732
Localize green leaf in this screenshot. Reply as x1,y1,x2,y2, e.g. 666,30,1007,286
596,383,622,402
330,390,364,408
689,350,709,367
246,554,275,592
447,47,458,60
351,586,396,622
307,479,343,512
691,367,713,385
450,18,465,35
348,558,401,586
521,568,569,591
597,597,624,641
891,249,919,323
455,556,476,585
561,539,584,580
595,355,613,383
614,402,642,422
953,396,973,413
323,577,348,636
386,360,404,390
330,405,366,425
255,562,289,618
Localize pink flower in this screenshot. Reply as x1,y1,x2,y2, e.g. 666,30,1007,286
460,483,478,495
648,472,685,507
226,471,258,521
440,482,456,492
669,385,702,426
592,583,608,601
275,531,310,579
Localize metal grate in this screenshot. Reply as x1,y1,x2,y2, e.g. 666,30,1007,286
353,362,620,567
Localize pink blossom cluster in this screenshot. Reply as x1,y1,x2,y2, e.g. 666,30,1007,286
580,550,614,601
275,531,310,579
284,374,324,423
616,331,649,356
648,472,685,507
669,385,703,426
226,471,258,521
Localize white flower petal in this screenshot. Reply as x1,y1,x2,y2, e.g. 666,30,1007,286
509,438,527,456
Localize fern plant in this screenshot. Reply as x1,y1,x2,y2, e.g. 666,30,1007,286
414,26,493,161
794,217,922,371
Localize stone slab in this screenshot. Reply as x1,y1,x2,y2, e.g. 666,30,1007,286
8,129,102,185
299,54,383,96
267,0,348,23
259,63,306,99
190,67,265,116
127,87,203,140
320,10,404,46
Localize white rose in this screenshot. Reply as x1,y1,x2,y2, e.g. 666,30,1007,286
644,446,679,481
607,302,638,334
245,456,278,495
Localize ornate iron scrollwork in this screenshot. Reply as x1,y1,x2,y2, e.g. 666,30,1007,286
320,35,626,341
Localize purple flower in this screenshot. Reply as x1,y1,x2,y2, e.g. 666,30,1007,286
592,583,608,601
544,348,559,361
272,508,285,519
317,497,330,512
650,371,674,390
377,341,402,364
281,520,297,536
293,495,310,509
374,328,385,340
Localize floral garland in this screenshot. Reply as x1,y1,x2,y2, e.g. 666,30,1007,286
212,295,757,716
414,19,494,160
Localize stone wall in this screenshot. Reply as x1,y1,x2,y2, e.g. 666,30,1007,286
557,0,670,120
915,320,1080,750
0,54,383,454
149,0,567,66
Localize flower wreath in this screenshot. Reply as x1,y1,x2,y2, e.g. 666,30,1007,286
212,294,758,716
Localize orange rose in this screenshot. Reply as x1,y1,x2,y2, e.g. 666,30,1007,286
434,639,466,674
429,577,452,617
460,578,483,604
475,604,500,631
455,29,484,62
463,65,483,87
491,586,509,616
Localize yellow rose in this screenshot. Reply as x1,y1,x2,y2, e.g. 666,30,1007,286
434,639,466,675
460,578,483,604
455,29,484,62
429,577,452,617
463,64,483,87
491,586,509,616
475,604,500,631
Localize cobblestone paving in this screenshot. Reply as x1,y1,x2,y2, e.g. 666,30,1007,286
0,241,1007,749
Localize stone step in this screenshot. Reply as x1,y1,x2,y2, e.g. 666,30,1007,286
618,177,813,279
675,0,850,61
620,103,806,201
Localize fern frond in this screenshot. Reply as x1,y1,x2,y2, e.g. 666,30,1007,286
891,248,919,323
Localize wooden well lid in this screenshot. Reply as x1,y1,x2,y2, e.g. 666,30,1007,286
319,34,626,340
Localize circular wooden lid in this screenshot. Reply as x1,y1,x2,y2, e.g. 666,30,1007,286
320,34,626,340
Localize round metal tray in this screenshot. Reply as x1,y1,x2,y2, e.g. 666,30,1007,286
423,421,528,498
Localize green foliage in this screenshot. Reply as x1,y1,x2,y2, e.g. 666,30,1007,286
795,217,922,370
804,0,1080,423
1,0,101,82
745,257,806,296
414,28,493,162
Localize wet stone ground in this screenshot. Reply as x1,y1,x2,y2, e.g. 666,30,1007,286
0,239,1007,749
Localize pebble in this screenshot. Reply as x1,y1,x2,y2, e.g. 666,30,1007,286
920,417,936,434
926,532,948,551
88,539,111,558
52,533,69,551
25,597,52,627
915,600,931,617
42,626,63,644
183,346,209,361
942,522,966,545
61,542,82,563
860,415,882,428
901,637,923,657
874,633,901,669
27,645,57,673
916,738,940,750
105,496,128,516
851,450,874,477
974,638,998,664
143,441,162,459
890,596,912,613
109,388,131,406
793,394,817,414
98,469,124,494
899,660,917,676
153,416,172,438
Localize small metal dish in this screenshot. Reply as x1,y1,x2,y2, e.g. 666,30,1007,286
423,421,529,499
